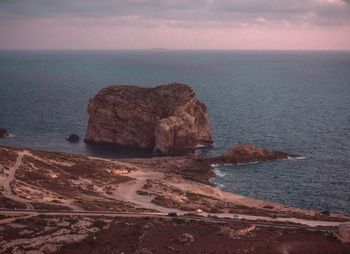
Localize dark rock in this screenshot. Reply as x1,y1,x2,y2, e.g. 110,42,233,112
0,129,9,138
66,134,80,143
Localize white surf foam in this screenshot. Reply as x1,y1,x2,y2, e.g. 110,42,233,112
286,156,307,160
213,168,226,177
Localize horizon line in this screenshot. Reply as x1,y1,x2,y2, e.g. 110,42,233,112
0,48,350,52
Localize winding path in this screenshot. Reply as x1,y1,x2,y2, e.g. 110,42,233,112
0,150,79,211
0,148,347,229
100,169,344,228
1,151,33,209
109,170,180,213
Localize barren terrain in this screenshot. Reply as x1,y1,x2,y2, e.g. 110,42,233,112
0,145,349,253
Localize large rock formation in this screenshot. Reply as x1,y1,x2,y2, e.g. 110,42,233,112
85,83,213,154
212,143,297,164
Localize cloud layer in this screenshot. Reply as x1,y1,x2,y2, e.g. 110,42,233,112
1,0,349,25
0,0,349,49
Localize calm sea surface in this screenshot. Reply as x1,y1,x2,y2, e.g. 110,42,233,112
0,50,349,214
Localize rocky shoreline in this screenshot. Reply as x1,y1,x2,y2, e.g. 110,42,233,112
0,144,347,221
0,144,349,253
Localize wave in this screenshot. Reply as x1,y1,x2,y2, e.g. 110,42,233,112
287,156,307,160
237,161,259,166
294,156,307,160
211,163,238,167
213,168,226,178
212,156,307,168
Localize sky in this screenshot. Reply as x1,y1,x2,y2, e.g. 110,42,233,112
0,0,349,50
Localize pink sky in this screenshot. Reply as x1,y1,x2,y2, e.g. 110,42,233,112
0,0,349,50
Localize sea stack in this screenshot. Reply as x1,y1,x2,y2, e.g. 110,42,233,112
85,83,213,154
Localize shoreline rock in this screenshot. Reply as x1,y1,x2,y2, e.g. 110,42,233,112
0,129,9,138
85,83,213,154
211,143,298,165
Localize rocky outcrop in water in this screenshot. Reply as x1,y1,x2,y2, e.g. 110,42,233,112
66,134,80,143
212,143,296,164
85,83,213,154
0,129,8,138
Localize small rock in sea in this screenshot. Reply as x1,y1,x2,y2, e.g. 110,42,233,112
178,233,195,244
66,134,80,143
0,129,9,138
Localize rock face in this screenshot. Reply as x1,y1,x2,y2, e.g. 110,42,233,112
0,129,9,138
85,83,213,153
213,143,296,164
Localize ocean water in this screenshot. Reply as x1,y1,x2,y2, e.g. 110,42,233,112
0,50,349,214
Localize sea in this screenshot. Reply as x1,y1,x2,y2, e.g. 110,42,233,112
0,50,349,215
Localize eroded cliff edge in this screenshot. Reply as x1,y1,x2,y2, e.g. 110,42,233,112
85,83,213,153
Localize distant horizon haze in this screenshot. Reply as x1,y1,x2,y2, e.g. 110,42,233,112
0,48,350,52
0,0,349,50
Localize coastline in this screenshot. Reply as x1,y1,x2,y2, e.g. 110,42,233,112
209,155,308,193
1,144,348,222
1,144,350,253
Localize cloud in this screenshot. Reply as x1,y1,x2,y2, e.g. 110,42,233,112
0,0,349,27
0,0,350,50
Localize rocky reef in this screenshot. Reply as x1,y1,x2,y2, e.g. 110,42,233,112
212,143,297,164
85,83,213,154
